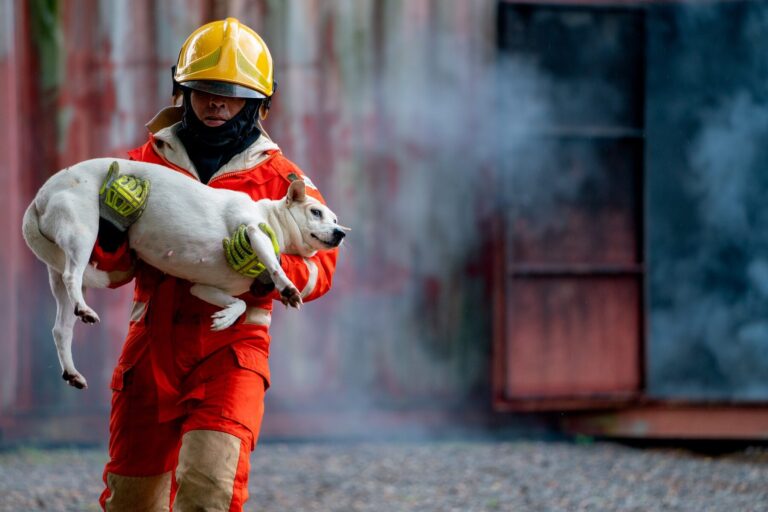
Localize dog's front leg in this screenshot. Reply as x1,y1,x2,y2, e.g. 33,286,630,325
245,224,302,308
48,267,88,389
189,284,247,331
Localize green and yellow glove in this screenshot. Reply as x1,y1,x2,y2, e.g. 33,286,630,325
223,223,280,278
99,161,151,232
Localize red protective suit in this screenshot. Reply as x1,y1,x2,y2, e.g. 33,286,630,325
95,107,337,511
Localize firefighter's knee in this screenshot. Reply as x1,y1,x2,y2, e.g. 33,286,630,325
102,472,172,511
174,429,243,511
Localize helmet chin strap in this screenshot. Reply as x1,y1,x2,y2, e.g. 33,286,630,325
259,103,270,121
259,80,276,121
257,116,273,142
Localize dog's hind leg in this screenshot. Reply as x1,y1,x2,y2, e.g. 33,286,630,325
189,284,246,331
245,224,302,308
48,267,88,389
57,227,100,324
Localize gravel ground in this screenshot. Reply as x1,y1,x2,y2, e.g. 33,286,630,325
0,441,766,511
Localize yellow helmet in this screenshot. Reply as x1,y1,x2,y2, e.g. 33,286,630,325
174,18,274,99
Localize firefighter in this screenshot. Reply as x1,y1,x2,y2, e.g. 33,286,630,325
92,18,338,511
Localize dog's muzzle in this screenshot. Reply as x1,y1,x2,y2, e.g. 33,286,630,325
313,229,346,248
330,229,346,247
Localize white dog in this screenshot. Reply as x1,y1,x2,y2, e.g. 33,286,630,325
22,158,346,389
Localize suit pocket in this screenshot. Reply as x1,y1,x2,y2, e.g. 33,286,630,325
110,362,134,391
217,346,268,447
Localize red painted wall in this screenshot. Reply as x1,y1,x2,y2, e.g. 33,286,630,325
1,0,500,443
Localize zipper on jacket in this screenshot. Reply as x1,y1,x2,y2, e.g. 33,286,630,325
208,151,279,185
152,144,279,186
151,145,199,181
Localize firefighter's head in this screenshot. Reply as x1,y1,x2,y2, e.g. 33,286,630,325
173,18,276,132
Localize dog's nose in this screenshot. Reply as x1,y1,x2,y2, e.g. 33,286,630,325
332,229,346,245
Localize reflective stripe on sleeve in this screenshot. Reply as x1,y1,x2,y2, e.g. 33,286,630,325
300,258,318,299
129,301,147,323
243,307,272,327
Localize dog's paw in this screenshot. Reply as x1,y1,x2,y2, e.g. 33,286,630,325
210,313,236,331
62,369,88,389
280,286,303,309
210,302,246,331
74,305,100,324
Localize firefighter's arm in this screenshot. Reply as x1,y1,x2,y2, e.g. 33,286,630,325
225,223,338,302
277,248,338,303
226,161,340,302
90,222,136,289
223,223,279,278
89,160,148,288
273,175,339,302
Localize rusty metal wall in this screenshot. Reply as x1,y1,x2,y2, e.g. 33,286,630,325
493,3,645,409
0,0,22,414
6,0,766,444
2,1,215,439
1,0,500,443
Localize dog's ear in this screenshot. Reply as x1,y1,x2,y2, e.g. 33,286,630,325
286,179,306,206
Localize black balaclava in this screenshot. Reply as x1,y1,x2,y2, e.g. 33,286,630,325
176,87,262,184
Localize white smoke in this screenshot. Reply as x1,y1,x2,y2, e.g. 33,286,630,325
268,3,620,422
649,1,768,399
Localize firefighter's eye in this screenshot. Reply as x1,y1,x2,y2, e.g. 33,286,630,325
311,208,322,218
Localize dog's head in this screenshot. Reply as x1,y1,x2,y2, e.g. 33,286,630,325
285,179,348,251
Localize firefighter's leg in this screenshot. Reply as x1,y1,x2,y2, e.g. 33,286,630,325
173,348,266,512
99,353,181,511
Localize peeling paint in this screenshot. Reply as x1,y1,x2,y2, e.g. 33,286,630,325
29,0,62,91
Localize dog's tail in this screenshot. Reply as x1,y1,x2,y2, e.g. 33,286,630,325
21,201,111,288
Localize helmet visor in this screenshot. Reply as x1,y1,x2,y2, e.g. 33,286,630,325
182,80,267,99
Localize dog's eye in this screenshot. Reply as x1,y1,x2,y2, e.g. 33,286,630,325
310,208,322,218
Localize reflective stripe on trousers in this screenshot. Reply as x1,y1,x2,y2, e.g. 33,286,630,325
174,430,245,511
104,430,248,512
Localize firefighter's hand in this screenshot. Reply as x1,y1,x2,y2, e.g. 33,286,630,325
98,217,129,253
223,223,280,278
99,161,151,232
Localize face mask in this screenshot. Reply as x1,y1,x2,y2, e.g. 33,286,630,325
179,88,261,148
177,88,262,182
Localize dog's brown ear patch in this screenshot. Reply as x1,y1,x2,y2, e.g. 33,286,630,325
286,179,306,205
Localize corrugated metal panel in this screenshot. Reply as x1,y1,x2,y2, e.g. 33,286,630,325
504,277,640,398
3,0,217,434
2,0,500,443
0,0,23,412
3,0,766,445
494,3,645,410
256,0,500,411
